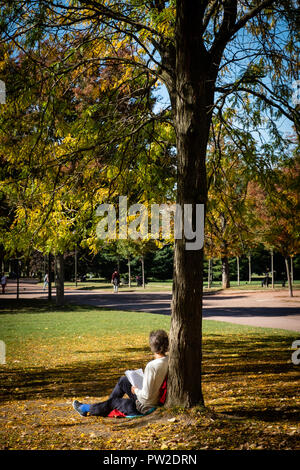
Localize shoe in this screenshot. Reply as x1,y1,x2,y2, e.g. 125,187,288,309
73,400,88,417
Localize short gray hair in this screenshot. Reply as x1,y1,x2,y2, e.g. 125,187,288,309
149,330,169,354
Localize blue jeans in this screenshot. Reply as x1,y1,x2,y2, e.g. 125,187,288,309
89,376,142,417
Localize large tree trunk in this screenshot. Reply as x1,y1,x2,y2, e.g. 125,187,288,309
166,2,216,408
222,256,230,289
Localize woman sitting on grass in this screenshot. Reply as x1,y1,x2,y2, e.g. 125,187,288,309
73,329,169,417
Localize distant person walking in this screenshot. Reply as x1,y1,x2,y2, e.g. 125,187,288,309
111,269,120,293
1,273,7,294
43,273,49,291
261,270,270,288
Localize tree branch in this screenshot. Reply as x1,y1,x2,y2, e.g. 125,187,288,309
215,83,297,126
210,0,276,60
232,0,276,36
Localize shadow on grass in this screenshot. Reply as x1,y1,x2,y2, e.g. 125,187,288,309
0,355,143,402
200,335,300,424
203,306,300,317
0,298,104,315
222,407,299,423
0,324,298,429
74,285,113,291
1,334,298,425
202,334,298,376
122,347,149,353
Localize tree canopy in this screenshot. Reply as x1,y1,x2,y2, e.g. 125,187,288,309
0,0,299,408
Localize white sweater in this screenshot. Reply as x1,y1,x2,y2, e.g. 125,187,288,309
135,356,168,409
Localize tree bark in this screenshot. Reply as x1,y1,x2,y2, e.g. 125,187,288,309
208,258,212,289
166,1,216,408
55,253,64,305
16,259,20,300
48,252,52,301
271,250,274,289
75,246,78,287
285,257,293,297
236,256,240,286
128,258,131,288
248,254,252,283
222,256,230,289
141,256,145,289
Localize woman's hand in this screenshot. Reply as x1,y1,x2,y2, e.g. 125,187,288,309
131,386,137,395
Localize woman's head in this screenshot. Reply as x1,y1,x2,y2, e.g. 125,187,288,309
149,330,169,355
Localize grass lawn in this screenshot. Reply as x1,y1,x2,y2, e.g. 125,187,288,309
0,300,299,450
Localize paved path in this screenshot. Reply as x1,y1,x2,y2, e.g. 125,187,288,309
1,281,300,332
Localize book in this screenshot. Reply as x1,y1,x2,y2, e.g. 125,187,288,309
125,368,144,389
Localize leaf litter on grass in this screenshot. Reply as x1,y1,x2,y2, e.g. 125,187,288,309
0,307,299,450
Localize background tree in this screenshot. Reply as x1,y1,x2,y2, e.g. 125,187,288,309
0,37,175,303
206,115,259,289
248,157,300,297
